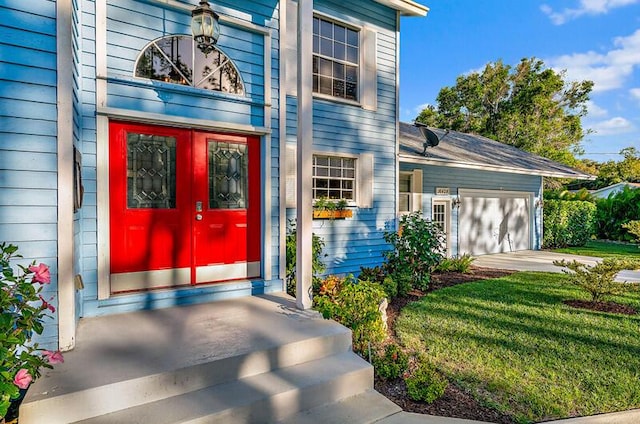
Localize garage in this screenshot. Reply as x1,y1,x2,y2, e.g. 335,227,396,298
458,189,532,255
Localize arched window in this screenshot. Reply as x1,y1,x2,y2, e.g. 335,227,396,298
135,35,244,95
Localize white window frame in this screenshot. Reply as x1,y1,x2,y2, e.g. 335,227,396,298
431,197,452,257
399,171,413,214
312,15,360,102
312,153,357,204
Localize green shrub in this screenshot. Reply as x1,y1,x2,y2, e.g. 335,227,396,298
359,266,399,299
372,344,409,380
435,254,475,273
383,211,446,291
314,275,386,354
554,258,640,303
622,220,640,243
595,187,640,241
388,266,413,297
404,363,448,403
543,199,596,248
285,219,326,296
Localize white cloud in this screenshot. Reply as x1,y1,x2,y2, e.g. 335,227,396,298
589,116,635,135
586,100,608,117
546,29,640,92
630,87,640,100
541,0,640,25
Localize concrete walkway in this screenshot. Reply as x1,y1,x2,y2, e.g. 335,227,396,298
473,250,640,282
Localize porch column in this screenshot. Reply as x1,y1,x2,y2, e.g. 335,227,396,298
295,0,313,309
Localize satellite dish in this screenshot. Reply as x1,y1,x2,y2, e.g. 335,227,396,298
414,122,443,154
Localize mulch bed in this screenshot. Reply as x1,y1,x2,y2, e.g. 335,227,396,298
376,266,637,423
564,299,637,315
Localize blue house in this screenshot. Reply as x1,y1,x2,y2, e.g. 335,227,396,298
2,0,427,410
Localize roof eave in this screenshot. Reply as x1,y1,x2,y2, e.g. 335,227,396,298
398,153,596,180
374,0,428,16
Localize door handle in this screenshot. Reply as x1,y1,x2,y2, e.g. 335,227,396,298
195,201,203,212
195,214,203,221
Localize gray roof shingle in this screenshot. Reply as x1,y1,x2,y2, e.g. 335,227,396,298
399,122,594,180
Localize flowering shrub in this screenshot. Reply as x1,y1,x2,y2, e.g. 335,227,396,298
0,243,63,419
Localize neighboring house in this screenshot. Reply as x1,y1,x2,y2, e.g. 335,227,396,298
398,123,594,256
591,182,640,199
0,0,427,352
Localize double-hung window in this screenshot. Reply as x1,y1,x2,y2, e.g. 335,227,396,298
312,16,359,101
312,155,356,201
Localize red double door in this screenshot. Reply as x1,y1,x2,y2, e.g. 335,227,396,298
109,122,261,293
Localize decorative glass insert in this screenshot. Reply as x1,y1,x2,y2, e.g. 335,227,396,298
399,173,411,213
312,16,359,101
135,35,244,95
209,141,248,209
312,155,355,200
127,133,176,209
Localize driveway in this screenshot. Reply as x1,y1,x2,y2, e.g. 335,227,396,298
473,250,640,283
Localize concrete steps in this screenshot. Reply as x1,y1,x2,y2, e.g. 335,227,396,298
19,294,400,424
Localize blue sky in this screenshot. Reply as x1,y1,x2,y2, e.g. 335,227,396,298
399,0,640,161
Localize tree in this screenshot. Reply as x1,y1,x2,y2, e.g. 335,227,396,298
416,58,594,166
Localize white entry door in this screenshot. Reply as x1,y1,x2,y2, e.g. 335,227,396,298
459,189,532,255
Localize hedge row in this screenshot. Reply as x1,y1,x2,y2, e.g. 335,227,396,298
543,200,596,248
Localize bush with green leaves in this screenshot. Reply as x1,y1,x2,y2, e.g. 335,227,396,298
404,362,448,403
554,258,640,303
359,266,399,299
383,212,446,291
314,275,386,354
595,186,640,241
285,219,326,297
372,344,409,380
543,199,596,248
434,254,475,273
621,220,640,243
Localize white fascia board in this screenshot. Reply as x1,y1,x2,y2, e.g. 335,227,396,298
398,153,596,180
374,0,428,16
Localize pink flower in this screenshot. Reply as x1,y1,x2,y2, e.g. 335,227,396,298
43,350,64,365
29,263,51,284
39,295,56,313
13,369,32,389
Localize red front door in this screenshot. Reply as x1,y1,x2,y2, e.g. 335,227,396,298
109,122,261,293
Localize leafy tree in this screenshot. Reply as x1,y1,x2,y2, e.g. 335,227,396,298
416,58,593,166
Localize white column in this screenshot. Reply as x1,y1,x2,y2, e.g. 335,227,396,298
296,0,313,309
57,0,76,351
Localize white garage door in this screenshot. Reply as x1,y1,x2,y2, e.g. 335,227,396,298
459,189,532,255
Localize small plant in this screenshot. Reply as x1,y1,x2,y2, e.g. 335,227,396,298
285,220,326,297
622,220,640,243
383,211,446,291
314,275,386,354
404,362,448,403
554,258,640,303
435,254,475,273
1,243,64,419
372,344,409,380
359,266,398,299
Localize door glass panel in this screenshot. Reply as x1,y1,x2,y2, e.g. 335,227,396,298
127,133,176,209
209,141,248,209
433,203,446,231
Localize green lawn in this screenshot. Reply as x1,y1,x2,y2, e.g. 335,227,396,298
395,272,640,424
552,240,640,259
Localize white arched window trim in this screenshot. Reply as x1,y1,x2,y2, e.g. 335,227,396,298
134,34,246,96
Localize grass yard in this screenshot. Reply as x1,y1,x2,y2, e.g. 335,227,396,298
395,272,640,424
552,240,640,259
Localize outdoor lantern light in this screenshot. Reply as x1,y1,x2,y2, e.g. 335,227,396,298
191,0,220,55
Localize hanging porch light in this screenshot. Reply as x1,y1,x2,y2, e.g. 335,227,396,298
191,0,220,55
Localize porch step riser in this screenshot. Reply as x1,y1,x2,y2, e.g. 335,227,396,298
71,351,373,424
19,332,353,424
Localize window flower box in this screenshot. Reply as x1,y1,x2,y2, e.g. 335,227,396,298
313,209,353,219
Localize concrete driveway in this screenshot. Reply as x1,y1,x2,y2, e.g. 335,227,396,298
473,250,640,283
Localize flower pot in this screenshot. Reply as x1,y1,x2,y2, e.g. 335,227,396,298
5,388,28,424
312,209,353,219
